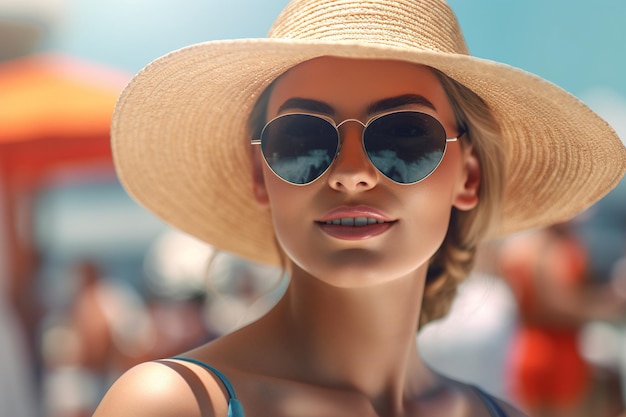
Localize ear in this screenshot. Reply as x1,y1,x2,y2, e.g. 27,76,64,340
453,145,480,211
251,146,270,206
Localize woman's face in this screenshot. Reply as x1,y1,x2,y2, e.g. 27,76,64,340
253,57,480,287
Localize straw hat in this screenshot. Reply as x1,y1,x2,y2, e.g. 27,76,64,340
111,0,626,266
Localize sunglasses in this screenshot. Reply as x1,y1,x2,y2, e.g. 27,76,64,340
251,110,459,185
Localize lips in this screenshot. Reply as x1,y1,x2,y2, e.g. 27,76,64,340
316,206,395,240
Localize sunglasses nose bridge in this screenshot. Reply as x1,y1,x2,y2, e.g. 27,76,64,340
335,118,366,130
334,118,367,157
325,118,379,191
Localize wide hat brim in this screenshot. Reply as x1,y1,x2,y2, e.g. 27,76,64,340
111,38,626,266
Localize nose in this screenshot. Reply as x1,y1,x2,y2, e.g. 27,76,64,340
326,120,378,192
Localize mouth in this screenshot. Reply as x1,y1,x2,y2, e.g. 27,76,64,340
321,217,388,226
316,207,396,240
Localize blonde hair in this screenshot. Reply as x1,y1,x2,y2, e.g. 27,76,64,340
419,69,505,327
247,64,505,328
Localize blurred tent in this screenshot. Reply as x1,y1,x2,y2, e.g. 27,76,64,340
0,53,126,173
0,52,129,351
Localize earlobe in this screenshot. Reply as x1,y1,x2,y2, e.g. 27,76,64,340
453,146,480,211
251,147,270,206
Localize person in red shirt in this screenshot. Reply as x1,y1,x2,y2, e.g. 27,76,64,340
499,222,626,417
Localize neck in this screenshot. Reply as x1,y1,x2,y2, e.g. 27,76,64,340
265,264,437,413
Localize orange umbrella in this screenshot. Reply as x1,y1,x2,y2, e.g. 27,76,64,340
0,52,127,142
0,52,128,179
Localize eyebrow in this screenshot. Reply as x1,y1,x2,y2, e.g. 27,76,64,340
276,93,437,118
277,98,335,116
366,94,437,115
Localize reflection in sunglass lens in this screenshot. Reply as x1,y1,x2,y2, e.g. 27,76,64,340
259,111,449,185
261,114,338,184
364,112,446,183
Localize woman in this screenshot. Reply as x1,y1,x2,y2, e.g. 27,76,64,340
93,0,626,416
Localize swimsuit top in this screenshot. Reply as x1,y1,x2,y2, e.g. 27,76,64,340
172,357,509,417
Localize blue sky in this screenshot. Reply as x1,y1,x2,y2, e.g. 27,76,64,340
48,1,626,98
42,0,624,140
448,1,626,98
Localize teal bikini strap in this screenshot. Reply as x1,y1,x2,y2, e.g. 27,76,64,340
171,357,245,417
473,386,509,417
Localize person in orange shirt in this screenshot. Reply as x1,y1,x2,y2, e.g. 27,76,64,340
499,222,626,417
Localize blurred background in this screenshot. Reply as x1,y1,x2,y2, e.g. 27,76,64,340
0,1,624,416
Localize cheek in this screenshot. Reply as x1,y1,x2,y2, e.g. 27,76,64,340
398,147,465,248
261,166,314,250
390,183,453,253
403,189,453,250
262,166,292,221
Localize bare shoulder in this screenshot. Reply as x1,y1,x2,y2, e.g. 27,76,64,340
92,359,230,417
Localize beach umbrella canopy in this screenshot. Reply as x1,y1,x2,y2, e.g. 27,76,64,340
0,53,127,181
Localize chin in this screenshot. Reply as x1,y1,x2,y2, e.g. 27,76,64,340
295,249,429,288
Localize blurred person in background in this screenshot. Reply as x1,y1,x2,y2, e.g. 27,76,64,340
614,257,626,408
498,221,626,417
576,178,626,413
203,250,288,336
40,260,154,417
41,255,220,417
0,271,38,417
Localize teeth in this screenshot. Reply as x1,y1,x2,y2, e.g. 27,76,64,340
325,217,385,226
354,217,368,226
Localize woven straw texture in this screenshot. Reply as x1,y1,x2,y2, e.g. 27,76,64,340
111,0,626,266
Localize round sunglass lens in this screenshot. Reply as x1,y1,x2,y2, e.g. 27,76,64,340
364,112,447,184
261,114,338,184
